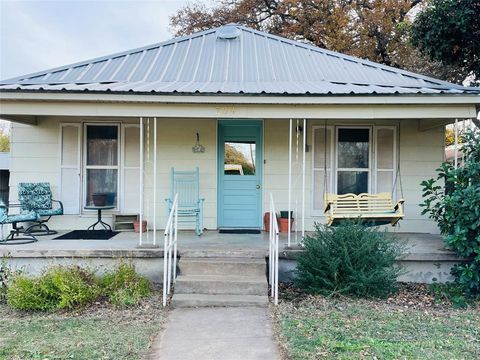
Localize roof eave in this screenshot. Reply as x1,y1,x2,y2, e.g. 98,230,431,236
1,89,479,106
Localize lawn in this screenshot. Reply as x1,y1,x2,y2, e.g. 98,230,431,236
0,291,167,360
273,286,480,360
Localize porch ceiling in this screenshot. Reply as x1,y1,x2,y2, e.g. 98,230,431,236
0,99,477,125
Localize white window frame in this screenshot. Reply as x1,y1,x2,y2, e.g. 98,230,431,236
312,124,398,217
335,126,372,194
82,122,121,211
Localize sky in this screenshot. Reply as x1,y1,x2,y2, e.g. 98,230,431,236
0,0,190,80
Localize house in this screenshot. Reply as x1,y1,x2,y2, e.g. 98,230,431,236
0,23,479,237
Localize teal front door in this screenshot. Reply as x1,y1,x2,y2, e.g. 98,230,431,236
218,120,263,229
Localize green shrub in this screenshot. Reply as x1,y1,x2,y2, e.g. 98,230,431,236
39,266,100,309
421,128,480,297
7,275,57,311
428,282,470,309
0,258,21,304
7,266,99,311
100,262,152,307
295,221,404,298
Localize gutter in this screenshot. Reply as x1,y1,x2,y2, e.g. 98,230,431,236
1,91,480,106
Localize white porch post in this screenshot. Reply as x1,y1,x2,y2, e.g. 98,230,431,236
454,118,458,169
153,117,157,246
302,118,306,238
288,119,292,247
139,117,144,246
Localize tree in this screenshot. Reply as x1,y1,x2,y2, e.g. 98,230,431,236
0,130,9,152
170,0,472,82
224,143,255,175
411,0,480,85
171,0,421,68
445,128,462,146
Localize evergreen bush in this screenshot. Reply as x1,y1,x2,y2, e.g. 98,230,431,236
295,221,404,298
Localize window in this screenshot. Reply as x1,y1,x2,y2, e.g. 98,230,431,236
84,124,120,208
336,128,370,195
224,141,256,175
312,125,396,215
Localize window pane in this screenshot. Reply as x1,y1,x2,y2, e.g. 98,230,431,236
224,141,256,175
377,129,394,169
337,171,368,194
314,127,332,169
338,128,369,168
87,126,118,166
86,169,118,206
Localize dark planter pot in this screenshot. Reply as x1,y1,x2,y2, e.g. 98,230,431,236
105,192,116,206
92,193,107,206
280,211,294,219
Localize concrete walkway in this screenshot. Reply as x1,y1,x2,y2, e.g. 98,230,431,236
149,307,280,360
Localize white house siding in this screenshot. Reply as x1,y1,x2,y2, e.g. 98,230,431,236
8,116,443,233
262,119,443,234
398,120,445,233
145,118,217,229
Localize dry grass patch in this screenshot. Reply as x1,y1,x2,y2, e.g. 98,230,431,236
0,289,168,360
273,284,480,360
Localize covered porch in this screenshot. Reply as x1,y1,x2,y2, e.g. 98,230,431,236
0,230,465,284
1,112,470,241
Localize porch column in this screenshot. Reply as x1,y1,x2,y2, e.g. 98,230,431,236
288,119,292,247
454,118,458,169
302,118,306,238
139,117,144,246
153,117,157,246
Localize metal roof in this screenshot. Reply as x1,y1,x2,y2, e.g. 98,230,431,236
1,24,478,96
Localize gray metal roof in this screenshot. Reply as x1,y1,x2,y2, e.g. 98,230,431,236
1,24,478,96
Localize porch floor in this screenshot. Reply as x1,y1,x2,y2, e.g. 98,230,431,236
0,230,456,261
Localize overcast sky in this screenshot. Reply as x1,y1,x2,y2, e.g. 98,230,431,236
0,0,189,80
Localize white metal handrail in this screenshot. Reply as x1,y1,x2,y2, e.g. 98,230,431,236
163,193,178,307
269,193,279,305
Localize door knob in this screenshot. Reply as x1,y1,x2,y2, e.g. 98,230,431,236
256,184,260,189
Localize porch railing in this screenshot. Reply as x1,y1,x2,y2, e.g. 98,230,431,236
269,193,279,305
163,193,178,307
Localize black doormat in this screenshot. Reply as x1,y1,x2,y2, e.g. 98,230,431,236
219,229,261,234
53,230,119,240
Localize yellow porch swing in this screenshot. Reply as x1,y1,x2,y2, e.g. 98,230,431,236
322,123,405,226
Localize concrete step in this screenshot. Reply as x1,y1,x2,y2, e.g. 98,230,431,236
179,249,267,259
179,257,266,277
172,293,268,308
175,275,268,296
